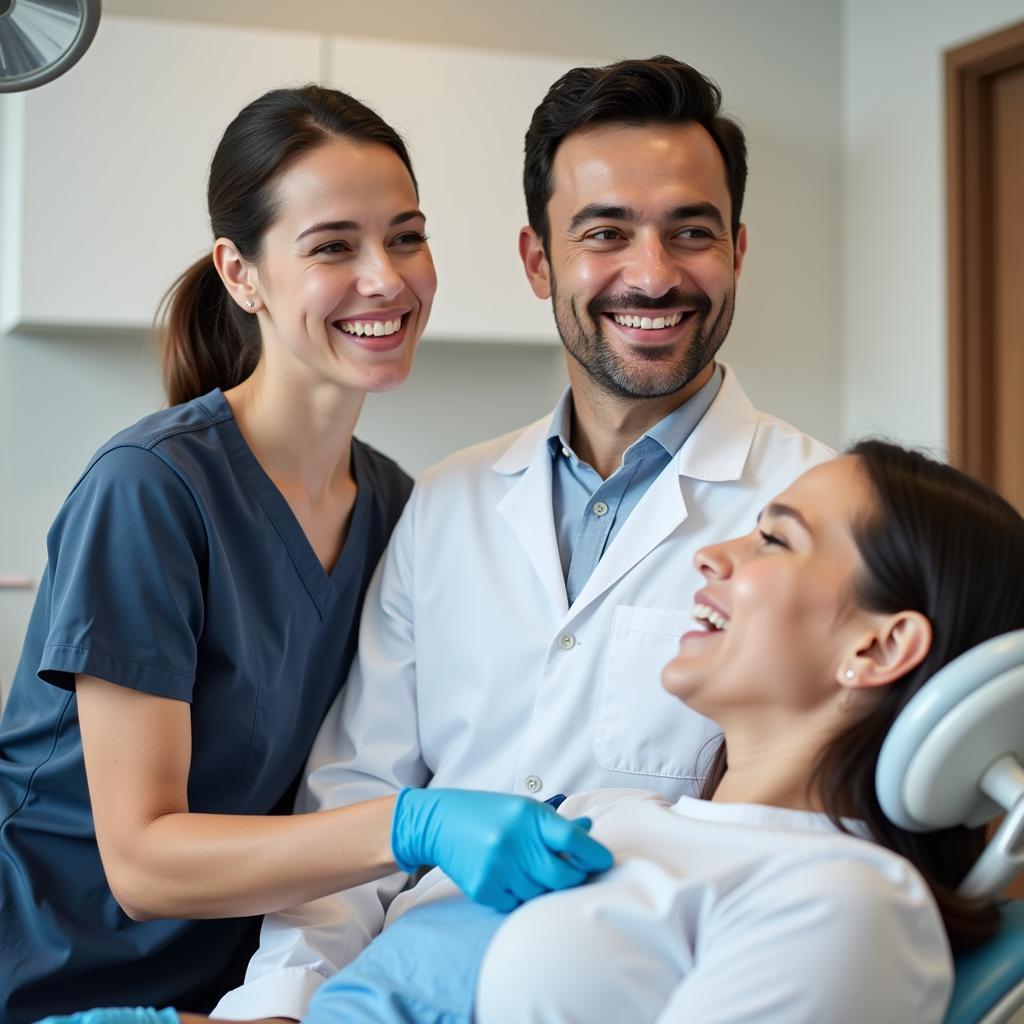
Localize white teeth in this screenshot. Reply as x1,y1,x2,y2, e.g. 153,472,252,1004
337,316,404,337
612,311,685,330
692,603,729,632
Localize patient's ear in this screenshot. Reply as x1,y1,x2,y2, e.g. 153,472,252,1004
838,611,932,691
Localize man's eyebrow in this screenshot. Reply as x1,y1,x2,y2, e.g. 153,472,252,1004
757,502,813,535
295,209,425,243
669,202,727,233
567,204,636,234
566,202,727,235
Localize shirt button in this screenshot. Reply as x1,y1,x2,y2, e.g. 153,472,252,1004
592,501,609,517
561,446,571,457
525,775,543,794
558,633,576,651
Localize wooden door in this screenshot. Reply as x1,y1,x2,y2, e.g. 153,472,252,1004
947,20,1024,511
947,18,1024,904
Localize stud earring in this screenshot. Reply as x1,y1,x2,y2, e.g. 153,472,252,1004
245,299,255,309
844,669,855,680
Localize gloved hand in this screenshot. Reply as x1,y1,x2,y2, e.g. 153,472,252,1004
391,788,613,912
35,1010,179,1024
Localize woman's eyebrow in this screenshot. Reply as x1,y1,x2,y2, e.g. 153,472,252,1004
295,219,358,242
295,209,425,243
757,502,814,536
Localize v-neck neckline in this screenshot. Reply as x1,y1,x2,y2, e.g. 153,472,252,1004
202,388,372,620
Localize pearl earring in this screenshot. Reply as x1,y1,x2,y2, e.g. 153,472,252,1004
845,669,855,680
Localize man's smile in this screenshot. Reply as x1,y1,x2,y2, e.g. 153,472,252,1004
599,309,698,344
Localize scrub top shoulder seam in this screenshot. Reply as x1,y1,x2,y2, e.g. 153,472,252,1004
67,440,213,556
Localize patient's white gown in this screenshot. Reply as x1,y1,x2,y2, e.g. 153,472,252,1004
308,789,953,1024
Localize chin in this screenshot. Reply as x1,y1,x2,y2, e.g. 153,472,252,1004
660,665,699,703
360,364,415,394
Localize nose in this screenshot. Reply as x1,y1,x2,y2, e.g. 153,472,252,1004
693,539,736,580
356,245,404,301
620,232,683,298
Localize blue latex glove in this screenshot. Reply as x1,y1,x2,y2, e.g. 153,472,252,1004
35,1011,178,1024
390,788,613,912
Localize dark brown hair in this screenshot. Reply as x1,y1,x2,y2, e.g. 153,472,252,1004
523,56,747,253
699,440,1024,951
159,85,417,406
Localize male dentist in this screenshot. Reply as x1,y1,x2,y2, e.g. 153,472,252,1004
215,55,833,1018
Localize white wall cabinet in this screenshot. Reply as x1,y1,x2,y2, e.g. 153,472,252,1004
2,17,575,344
1,17,321,332
324,39,575,344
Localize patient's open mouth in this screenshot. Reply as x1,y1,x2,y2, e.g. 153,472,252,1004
692,602,729,632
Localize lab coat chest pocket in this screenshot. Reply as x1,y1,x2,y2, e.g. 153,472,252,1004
593,605,719,780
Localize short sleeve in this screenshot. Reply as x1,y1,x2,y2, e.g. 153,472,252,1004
37,444,207,701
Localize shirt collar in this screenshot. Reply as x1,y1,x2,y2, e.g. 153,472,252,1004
546,363,724,463
545,389,575,455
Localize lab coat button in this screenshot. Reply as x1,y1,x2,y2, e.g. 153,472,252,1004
558,633,576,650
525,775,543,793
592,501,609,517
561,446,571,457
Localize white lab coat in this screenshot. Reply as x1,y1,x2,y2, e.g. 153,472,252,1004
213,365,835,1020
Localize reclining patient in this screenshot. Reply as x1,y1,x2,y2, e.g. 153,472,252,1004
46,440,1024,1024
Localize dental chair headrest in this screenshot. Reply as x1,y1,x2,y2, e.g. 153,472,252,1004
876,629,1024,899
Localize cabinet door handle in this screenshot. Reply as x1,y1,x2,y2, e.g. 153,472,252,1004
0,576,34,589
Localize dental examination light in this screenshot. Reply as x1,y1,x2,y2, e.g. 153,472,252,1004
0,0,101,93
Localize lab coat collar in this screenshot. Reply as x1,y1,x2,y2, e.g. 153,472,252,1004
673,364,758,483
491,363,757,483
493,415,569,617
491,414,556,476
489,364,759,621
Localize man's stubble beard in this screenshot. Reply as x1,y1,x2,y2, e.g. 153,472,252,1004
550,277,736,401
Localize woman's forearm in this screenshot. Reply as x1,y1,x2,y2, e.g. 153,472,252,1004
179,1018,293,1024
112,796,398,921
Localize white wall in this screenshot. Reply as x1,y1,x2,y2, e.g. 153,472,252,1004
0,1,843,701
840,0,1024,451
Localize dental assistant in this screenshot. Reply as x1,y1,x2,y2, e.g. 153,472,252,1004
0,86,609,1024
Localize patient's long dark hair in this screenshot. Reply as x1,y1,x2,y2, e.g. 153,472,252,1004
699,439,1024,951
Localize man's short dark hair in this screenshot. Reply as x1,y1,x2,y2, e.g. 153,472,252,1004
523,56,747,252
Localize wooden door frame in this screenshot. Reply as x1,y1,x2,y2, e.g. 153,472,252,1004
946,19,1024,476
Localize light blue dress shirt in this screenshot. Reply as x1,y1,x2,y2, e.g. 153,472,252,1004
547,364,723,604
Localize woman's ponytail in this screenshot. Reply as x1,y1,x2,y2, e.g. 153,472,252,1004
156,84,417,407
159,254,259,406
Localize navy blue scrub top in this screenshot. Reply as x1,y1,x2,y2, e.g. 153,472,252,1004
0,390,412,1024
